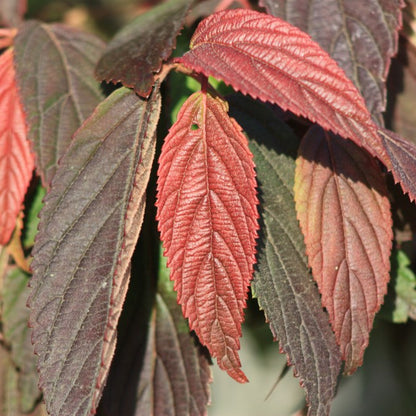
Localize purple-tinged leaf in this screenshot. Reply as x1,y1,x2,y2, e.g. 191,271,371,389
178,9,390,163
294,127,392,373
2,267,41,413
0,0,26,27
29,87,161,416
228,95,341,416
13,21,105,187
261,0,404,121
95,0,194,97
378,127,416,201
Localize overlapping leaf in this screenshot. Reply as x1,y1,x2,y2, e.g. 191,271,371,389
13,21,105,186
2,267,41,413
178,9,389,162
29,87,161,416
95,0,194,97
228,95,341,415
261,0,403,122
157,90,258,383
294,127,393,373
0,0,26,27
0,48,34,245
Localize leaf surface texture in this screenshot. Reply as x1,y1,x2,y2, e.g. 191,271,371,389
261,0,403,121
95,0,194,97
0,48,34,245
229,95,341,415
14,21,105,186
294,127,393,373
157,91,258,383
178,9,389,162
29,87,161,416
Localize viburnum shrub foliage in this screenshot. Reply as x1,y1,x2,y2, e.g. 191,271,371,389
2,0,416,414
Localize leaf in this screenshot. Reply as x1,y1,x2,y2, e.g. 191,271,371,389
0,0,26,27
385,250,416,323
378,128,416,201
178,9,389,163
260,0,403,122
0,48,34,246
156,90,258,383
29,87,161,416
13,21,105,186
2,267,41,413
294,127,393,374
228,95,341,416
95,0,194,97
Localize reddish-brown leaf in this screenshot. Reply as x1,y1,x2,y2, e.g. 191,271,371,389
261,0,404,123
156,90,258,383
294,127,393,373
0,0,26,27
0,48,34,245
178,9,389,163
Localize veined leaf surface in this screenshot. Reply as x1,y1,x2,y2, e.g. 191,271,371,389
96,0,194,97
0,48,34,245
261,0,403,122
157,90,258,383
29,87,161,416
294,127,392,373
228,95,341,415
178,9,389,163
14,21,105,186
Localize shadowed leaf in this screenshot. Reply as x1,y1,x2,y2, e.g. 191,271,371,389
379,128,416,201
13,21,105,186
2,267,41,413
261,0,403,122
0,48,34,245
178,9,389,162
95,0,194,97
0,0,26,27
157,90,258,383
294,127,392,373
29,87,161,416
228,95,341,416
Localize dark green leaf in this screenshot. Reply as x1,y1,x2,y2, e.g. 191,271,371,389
29,87,161,416
228,96,342,416
95,0,194,97
23,183,46,249
14,21,105,186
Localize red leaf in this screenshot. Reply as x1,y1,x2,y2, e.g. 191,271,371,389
0,48,34,245
294,127,393,373
156,90,258,383
178,9,390,164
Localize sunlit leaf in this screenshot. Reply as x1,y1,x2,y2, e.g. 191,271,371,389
157,90,258,383
29,87,161,416
294,127,393,373
261,0,404,122
228,95,341,416
0,48,34,246
14,21,105,186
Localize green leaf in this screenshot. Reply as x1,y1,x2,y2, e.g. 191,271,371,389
14,21,105,186
29,87,161,416
390,250,416,323
228,95,342,416
22,183,46,249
